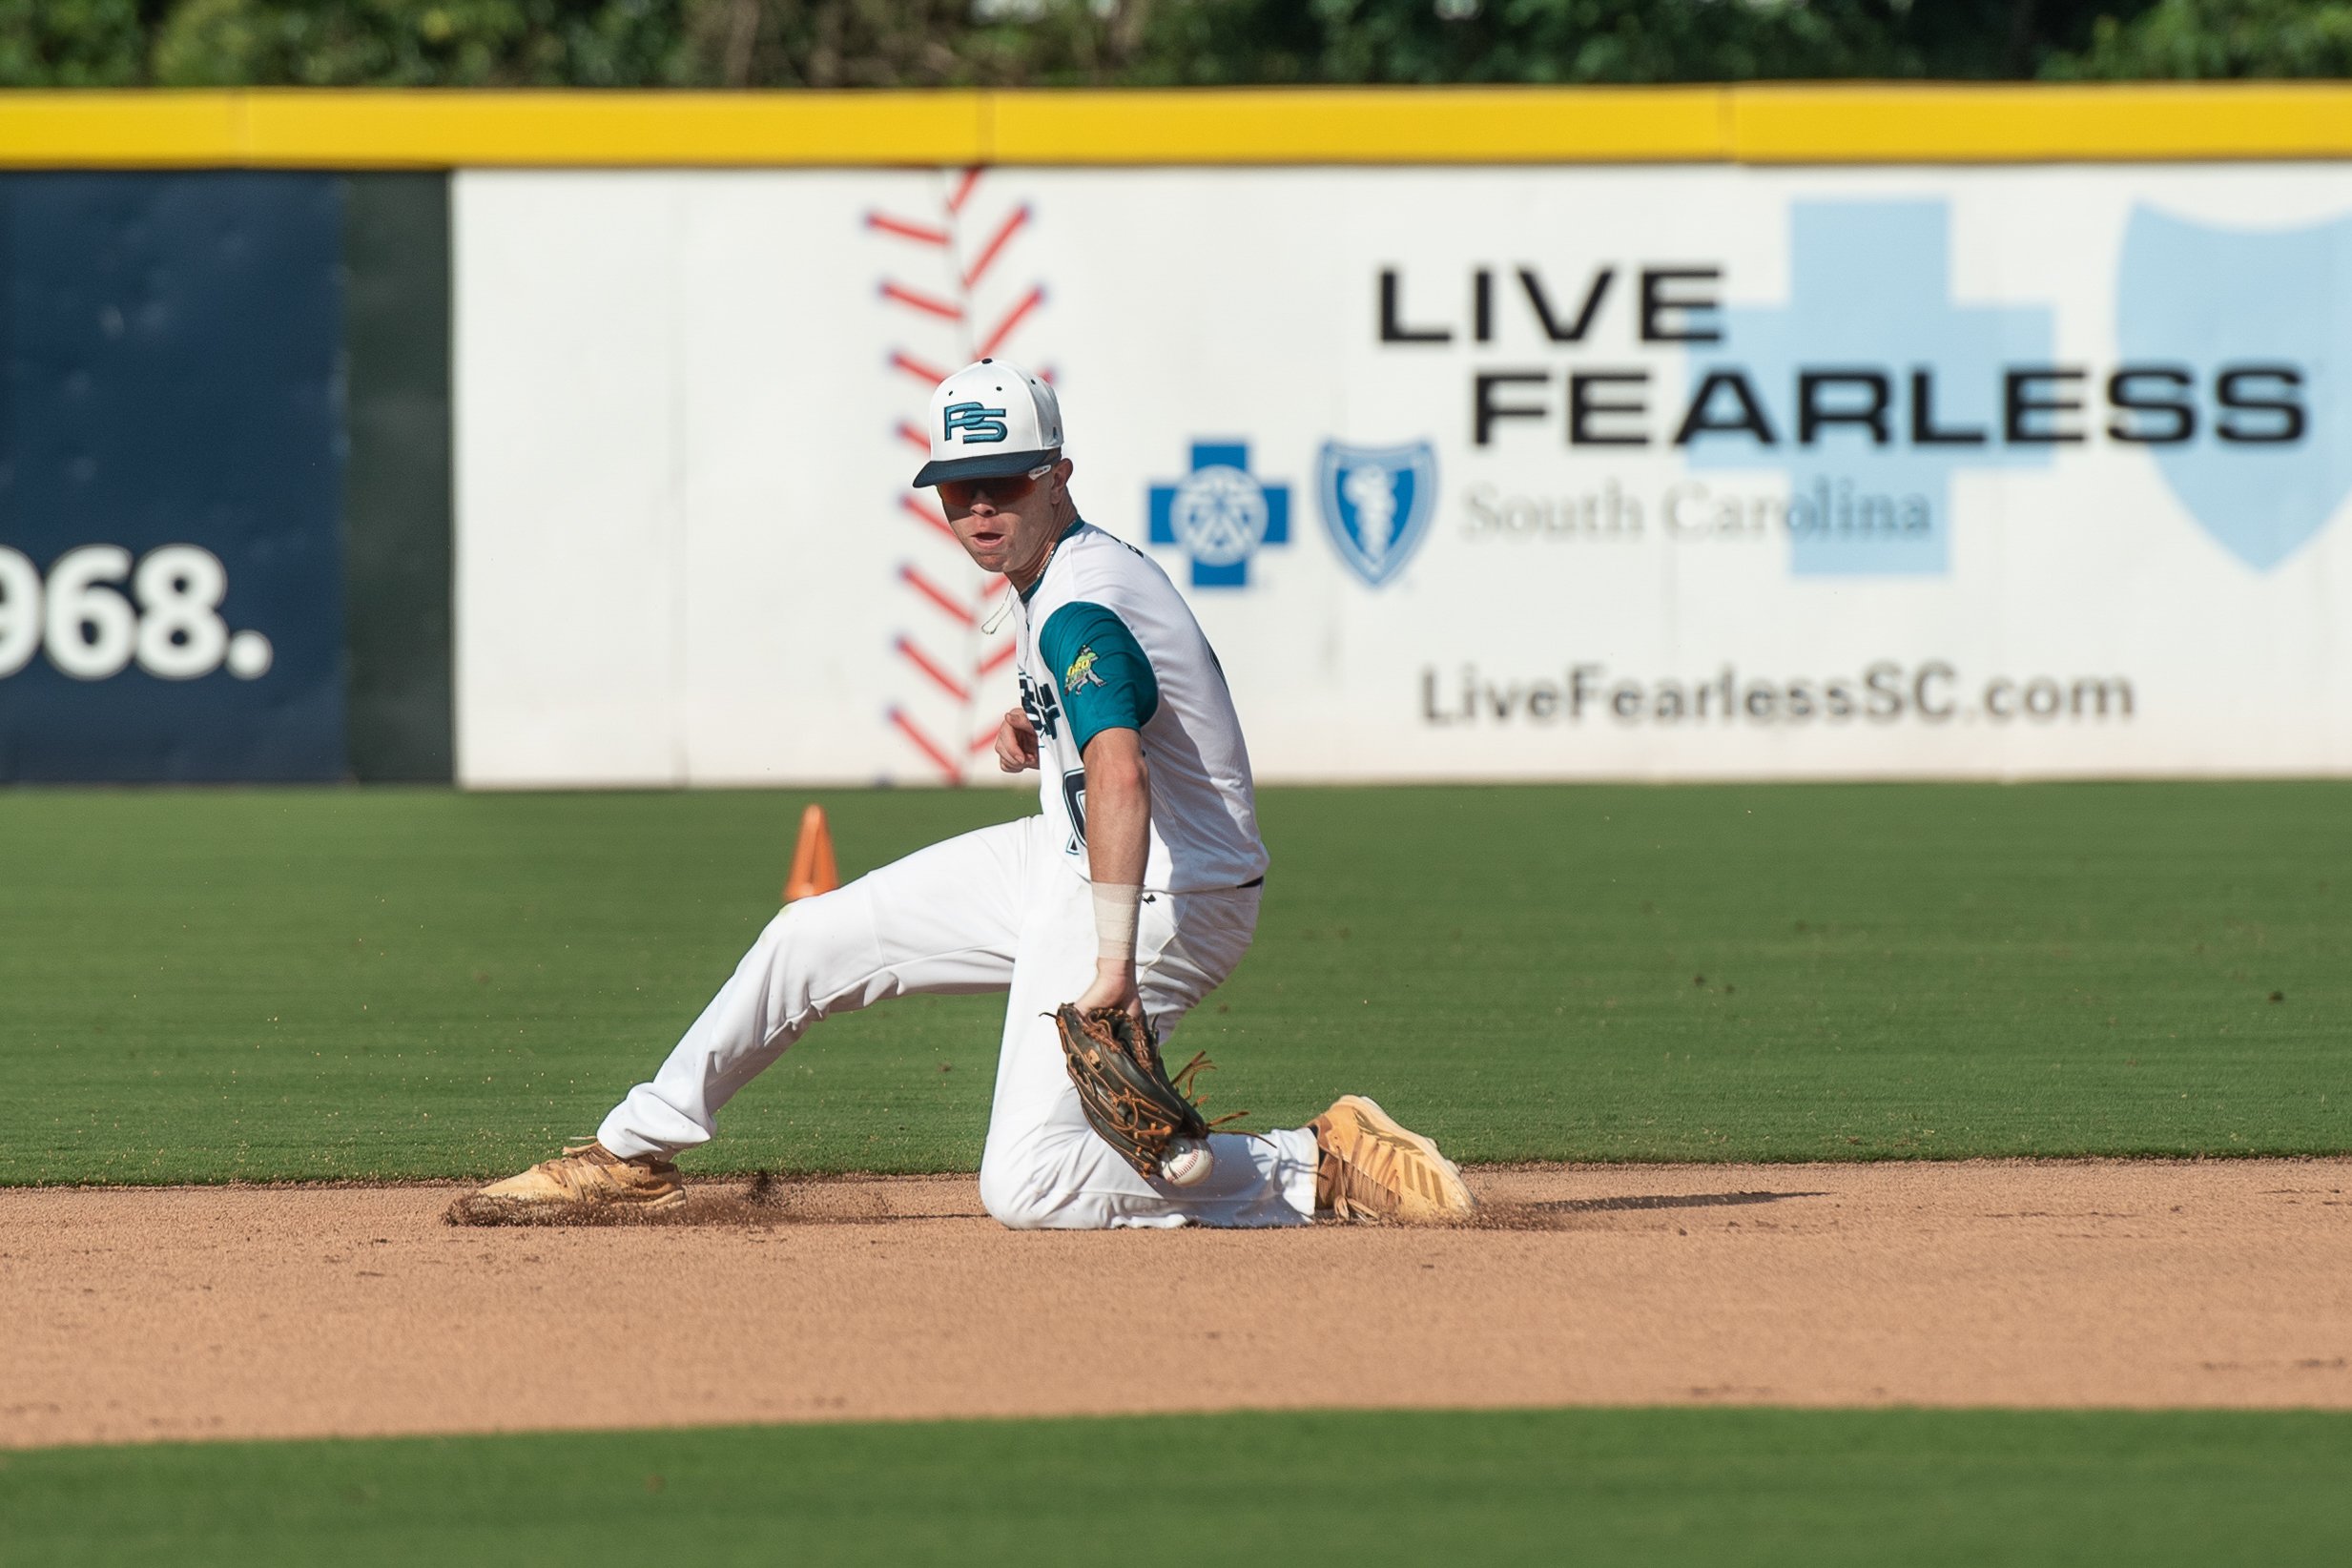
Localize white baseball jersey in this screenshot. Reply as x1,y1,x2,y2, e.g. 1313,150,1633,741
1013,520,1269,893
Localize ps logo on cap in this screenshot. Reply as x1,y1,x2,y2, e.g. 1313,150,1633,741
941,402,1009,444
915,358,1064,487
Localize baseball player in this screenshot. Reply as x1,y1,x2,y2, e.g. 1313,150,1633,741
463,360,1475,1228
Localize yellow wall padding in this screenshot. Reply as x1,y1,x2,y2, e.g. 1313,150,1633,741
2,84,2348,169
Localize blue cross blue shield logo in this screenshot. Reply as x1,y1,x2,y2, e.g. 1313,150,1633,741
2116,204,2352,571
1147,441,1290,588
1316,441,1436,588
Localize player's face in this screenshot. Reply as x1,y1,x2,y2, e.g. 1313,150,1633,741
939,460,1070,584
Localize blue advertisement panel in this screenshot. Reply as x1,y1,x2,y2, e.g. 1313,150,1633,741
0,174,343,782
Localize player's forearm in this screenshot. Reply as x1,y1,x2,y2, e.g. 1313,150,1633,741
1081,731,1150,890
1079,730,1150,994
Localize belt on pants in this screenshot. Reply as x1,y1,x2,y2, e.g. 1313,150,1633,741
1144,877,1264,898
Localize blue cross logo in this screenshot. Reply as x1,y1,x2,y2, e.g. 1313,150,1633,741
1685,200,2054,575
1148,441,1291,588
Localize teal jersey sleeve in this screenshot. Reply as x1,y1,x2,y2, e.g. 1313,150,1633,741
1037,600,1160,753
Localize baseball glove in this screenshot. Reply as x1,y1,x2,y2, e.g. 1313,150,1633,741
1052,1004,1244,1179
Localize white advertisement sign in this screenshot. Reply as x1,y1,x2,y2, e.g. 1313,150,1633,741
454,165,2352,785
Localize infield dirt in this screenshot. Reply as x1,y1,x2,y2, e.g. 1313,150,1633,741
5,1159,2347,1450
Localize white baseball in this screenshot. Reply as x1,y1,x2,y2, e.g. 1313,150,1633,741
1160,1138,1212,1187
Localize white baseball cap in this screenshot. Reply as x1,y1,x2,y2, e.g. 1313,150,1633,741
913,358,1064,487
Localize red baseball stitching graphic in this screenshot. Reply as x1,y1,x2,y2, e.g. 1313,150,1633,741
869,168,1049,784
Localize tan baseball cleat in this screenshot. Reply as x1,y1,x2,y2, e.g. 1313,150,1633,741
446,1142,686,1224
1310,1095,1476,1222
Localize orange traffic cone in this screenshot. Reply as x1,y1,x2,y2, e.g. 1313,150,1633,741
783,803,840,903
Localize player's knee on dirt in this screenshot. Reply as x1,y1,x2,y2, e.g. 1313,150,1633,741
978,1149,1064,1230
977,1157,1038,1229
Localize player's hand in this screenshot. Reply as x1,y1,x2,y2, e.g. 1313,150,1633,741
995,707,1040,773
1070,959,1144,1025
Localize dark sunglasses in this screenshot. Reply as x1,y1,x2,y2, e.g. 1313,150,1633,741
938,462,1055,510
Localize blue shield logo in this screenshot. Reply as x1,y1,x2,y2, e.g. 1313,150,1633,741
2116,204,2352,570
1316,441,1435,588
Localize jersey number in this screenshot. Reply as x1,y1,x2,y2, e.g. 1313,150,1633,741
1060,767,1087,854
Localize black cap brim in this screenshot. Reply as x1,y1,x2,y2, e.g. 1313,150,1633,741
914,447,1058,488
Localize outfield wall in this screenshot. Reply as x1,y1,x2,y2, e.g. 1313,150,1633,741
3,90,2350,784
454,162,2352,785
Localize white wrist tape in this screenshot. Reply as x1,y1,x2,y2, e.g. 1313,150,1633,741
1092,881,1143,961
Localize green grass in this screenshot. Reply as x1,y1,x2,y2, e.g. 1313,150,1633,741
5,1407,2349,1566
1,782,2345,1184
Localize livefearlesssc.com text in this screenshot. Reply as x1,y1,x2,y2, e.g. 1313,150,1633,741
1421,663,2135,727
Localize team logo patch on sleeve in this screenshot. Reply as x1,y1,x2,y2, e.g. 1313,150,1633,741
1064,647,1106,690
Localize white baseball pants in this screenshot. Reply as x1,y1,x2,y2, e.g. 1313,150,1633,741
598,814,1318,1229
